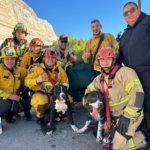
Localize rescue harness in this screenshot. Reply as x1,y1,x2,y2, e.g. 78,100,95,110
100,64,121,128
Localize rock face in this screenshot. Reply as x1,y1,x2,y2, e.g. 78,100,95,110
0,0,57,45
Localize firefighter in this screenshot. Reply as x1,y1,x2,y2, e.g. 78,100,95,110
21,38,43,70
25,48,72,124
0,46,30,125
82,19,119,78
52,35,77,71
0,23,29,65
83,47,146,150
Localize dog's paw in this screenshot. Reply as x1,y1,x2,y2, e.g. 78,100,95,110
47,122,51,126
96,138,102,144
75,129,84,134
55,117,61,121
71,125,79,133
46,130,53,135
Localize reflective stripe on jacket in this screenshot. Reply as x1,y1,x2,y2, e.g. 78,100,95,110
85,66,144,119
25,62,69,93
52,44,77,68
0,64,27,99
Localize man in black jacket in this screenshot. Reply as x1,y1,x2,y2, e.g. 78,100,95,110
117,2,150,149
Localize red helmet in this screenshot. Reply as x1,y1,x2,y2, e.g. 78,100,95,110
30,38,43,46
43,48,57,57
97,47,115,60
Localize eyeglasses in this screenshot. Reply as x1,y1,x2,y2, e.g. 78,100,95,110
61,41,68,43
123,7,137,17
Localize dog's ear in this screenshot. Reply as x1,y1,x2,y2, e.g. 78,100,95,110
97,91,103,101
83,93,89,105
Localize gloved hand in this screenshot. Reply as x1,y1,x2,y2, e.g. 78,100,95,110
63,61,73,71
117,116,130,134
68,56,74,63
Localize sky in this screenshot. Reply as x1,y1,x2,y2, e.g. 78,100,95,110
23,0,150,40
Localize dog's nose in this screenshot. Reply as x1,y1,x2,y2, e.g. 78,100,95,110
62,94,66,100
98,103,103,109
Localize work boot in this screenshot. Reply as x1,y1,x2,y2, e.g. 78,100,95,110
37,117,45,125
5,116,16,123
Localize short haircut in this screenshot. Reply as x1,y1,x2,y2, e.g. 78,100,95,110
91,19,101,25
123,2,138,9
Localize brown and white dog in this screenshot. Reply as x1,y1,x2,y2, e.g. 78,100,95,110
77,91,106,143
46,84,79,135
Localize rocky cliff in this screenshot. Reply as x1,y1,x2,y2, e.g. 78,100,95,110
0,0,57,45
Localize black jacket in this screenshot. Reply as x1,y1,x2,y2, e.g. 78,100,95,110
116,12,150,73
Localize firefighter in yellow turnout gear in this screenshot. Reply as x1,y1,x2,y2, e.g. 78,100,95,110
0,46,30,124
84,47,146,150
25,48,72,124
82,19,119,78
21,38,43,70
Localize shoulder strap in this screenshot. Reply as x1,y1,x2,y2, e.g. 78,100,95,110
92,33,105,69
100,64,121,128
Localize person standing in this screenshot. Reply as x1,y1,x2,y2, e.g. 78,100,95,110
82,19,119,78
116,2,150,149
0,22,29,65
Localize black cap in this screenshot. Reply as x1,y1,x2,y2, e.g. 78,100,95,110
59,35,68,41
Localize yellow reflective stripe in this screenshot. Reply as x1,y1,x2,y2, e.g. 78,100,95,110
44,82,52,86
125,80,141,93
124,106,137,116
124,106,143,118
0,90,3,94
113,44,119,49
109,95,129,106
131,111,144,119
94,67,101,72
55,82,60,85
58,61,62,66
7,42,10,46
26,79,31,87
62,83,69,87
129,138,134,150
88,83,97,91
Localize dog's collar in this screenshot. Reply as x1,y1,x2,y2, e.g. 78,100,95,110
89,115,105,121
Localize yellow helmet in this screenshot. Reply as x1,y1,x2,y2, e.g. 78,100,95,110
12,23,28,35
0,46,18,59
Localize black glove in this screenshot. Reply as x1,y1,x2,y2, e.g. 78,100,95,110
117,116,130,134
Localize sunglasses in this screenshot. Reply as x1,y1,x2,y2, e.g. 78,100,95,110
61,41,68,43
50,51,56,55
123,7,137,17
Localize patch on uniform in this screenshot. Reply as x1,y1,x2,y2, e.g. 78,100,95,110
105,38,109,41
29,70,34,74
3,76,9,79
14,73,19,77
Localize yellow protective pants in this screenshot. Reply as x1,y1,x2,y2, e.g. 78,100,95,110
31,93,49,118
